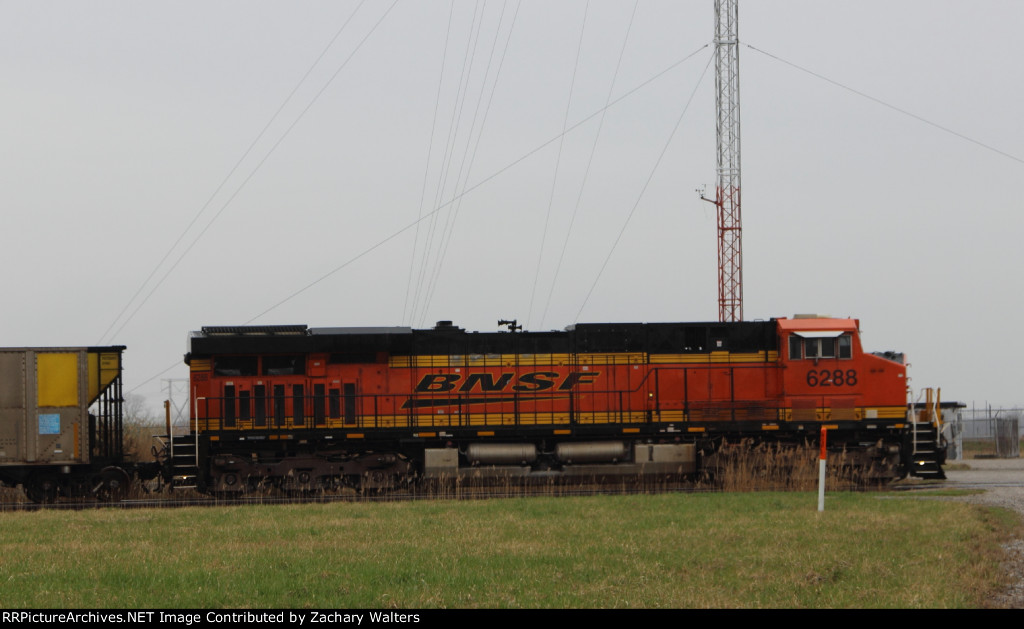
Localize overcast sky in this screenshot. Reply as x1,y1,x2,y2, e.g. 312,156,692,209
2,1,1022,413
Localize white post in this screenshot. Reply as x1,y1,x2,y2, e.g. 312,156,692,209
817,426,827,512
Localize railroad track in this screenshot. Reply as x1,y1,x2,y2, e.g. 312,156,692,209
6,460,1018,511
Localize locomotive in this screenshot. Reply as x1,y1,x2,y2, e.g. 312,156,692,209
169,314,946,495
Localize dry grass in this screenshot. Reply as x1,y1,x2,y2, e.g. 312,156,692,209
701,440,894,492
122,422,163,463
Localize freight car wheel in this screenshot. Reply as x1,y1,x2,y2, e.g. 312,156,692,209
25,474,59,504
94,467,131,502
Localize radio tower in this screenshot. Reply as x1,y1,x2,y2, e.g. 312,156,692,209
714,0,742,322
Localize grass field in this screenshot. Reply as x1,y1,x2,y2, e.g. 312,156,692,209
0,491,1018,609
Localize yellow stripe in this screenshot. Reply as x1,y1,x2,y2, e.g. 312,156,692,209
761,424,780,431
622,428,640,433
477,431,494,437
575,353,645,365
553,429,571,435
649,350,776,364
391,354,578,368
655,411,686,422
392,349,781,367
873,407,908,419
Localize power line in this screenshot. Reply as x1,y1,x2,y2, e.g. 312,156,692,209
745,43,1024,166
575,53,714,323
129,43,710,393
539,0,639,329
403,0,458,326
416,1,523,327
131,42,712,394
415,0,499,327
525,0,590,330
99,0,398,344
246,44,711,325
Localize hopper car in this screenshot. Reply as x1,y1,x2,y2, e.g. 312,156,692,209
169,315,946,495
0,346,160,502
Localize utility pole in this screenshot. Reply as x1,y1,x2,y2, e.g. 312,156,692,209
714,0,742,322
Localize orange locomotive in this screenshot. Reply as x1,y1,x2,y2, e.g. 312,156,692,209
177,315,943,494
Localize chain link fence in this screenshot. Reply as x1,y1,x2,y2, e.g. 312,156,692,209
946,406,1022,460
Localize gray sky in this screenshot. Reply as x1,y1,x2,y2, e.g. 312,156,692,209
2,1,1022,412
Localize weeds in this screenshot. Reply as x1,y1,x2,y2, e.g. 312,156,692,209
700,440,894,492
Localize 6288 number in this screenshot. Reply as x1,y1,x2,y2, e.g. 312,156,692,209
806,369,857,387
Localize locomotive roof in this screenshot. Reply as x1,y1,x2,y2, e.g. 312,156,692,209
776,317,859,332
186,320,780,358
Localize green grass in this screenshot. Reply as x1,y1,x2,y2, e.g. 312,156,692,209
0,492,1018,608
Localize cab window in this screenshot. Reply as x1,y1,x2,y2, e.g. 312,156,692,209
789,334,852,359
788,336,802,360
838,335,852,359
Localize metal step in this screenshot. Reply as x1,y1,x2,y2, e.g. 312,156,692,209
908,423,947,479
167,434,200,489
170,468,201,490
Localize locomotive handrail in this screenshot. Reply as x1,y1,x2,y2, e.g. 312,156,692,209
191,387,913,432
184,358,915,433
191,359,809,433
193,387,795,432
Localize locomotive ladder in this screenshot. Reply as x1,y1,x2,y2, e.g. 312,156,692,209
159,401,201,490
909,423,946,479
167,435,201,489
908,388,946,480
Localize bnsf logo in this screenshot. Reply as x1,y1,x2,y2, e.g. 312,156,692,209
403,371,601,409
414,371,600,393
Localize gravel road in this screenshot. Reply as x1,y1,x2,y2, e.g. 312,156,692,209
943,458,1024,608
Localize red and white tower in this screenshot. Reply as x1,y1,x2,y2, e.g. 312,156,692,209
714,0,742,322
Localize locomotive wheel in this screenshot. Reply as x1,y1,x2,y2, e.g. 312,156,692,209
95,467,131,502
25,474,60,504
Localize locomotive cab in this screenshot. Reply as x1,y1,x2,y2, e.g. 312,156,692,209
777,316,907,423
